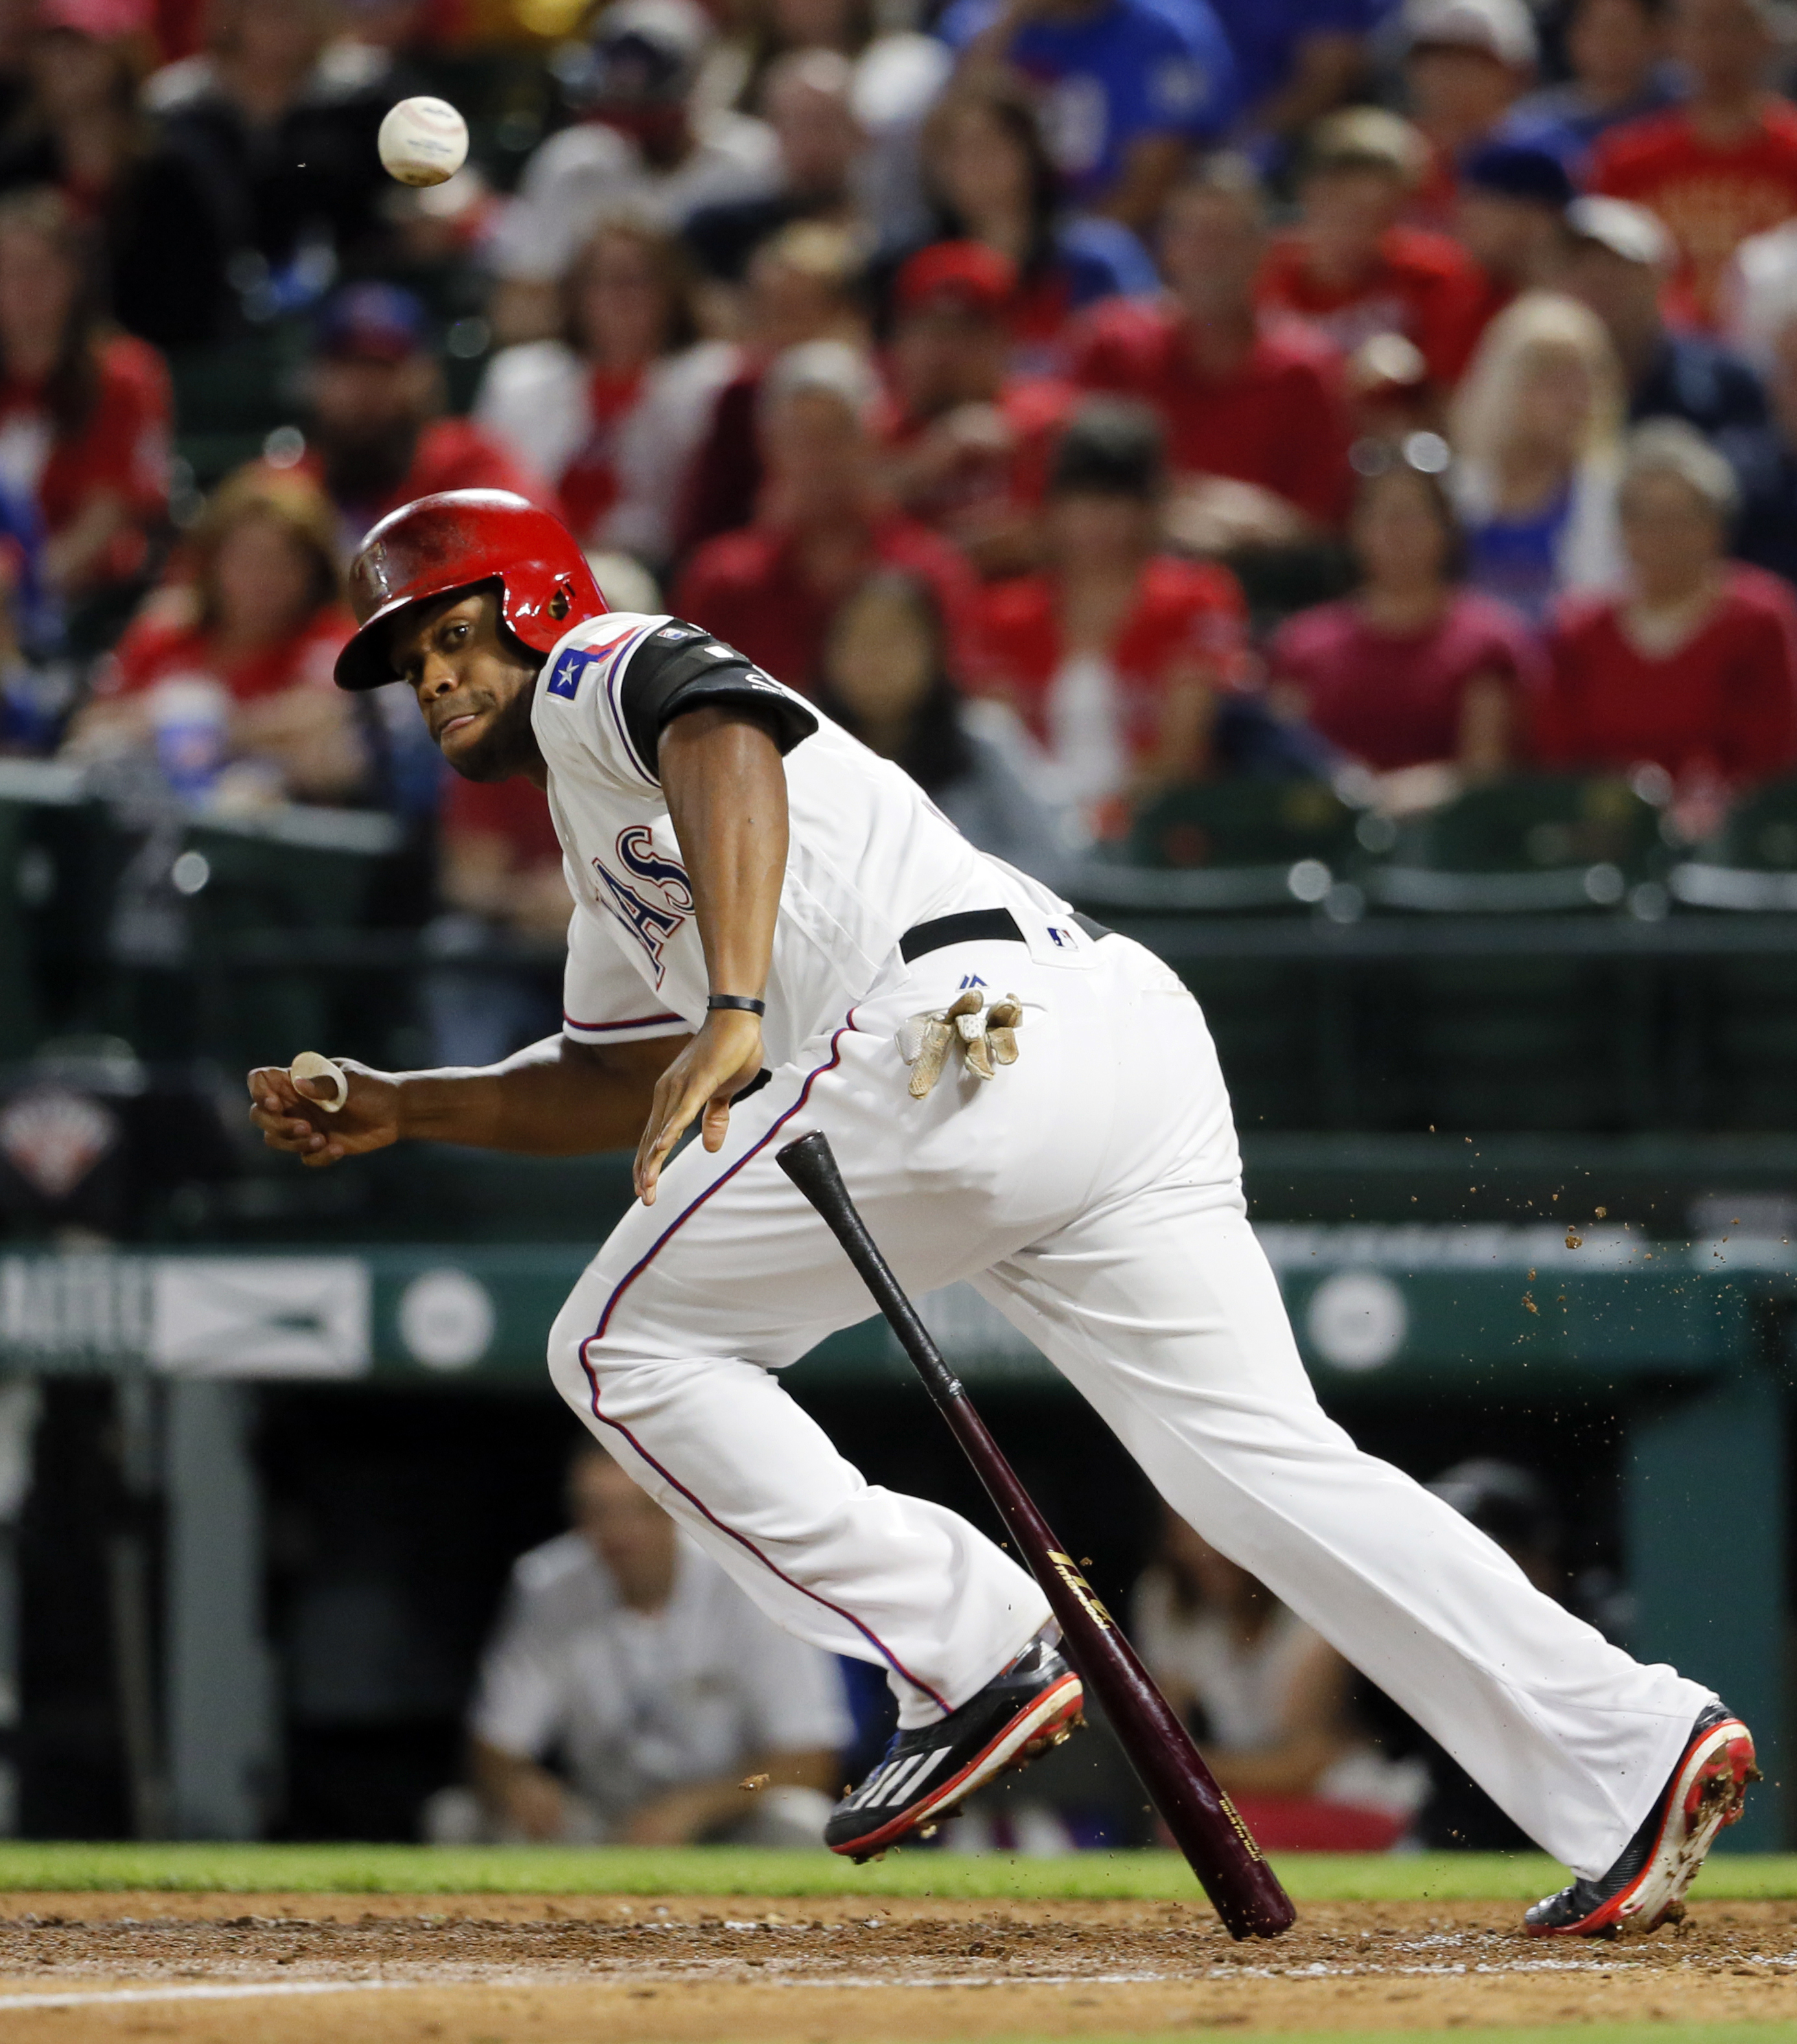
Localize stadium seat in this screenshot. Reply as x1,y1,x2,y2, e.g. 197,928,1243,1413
1365,775,1666,914
177,806,405,1073
1661,778,1797,1125
1066,782,1365,1127
0,760,124,1059
1668,775,1797,911
1087,779,1360,913
1353,779,1667,1129
168,323,310,488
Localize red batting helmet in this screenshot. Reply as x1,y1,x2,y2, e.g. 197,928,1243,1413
334,489,607,691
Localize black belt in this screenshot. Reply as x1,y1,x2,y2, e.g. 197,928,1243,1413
899,907,1111,961
726,911,1111,1104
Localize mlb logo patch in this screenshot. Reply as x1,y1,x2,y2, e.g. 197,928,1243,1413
546,649,589,700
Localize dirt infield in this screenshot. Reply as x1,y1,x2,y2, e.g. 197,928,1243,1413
0,1890,1792,2041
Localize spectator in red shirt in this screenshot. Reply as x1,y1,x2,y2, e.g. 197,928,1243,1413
816,568,1076,884
1401,0,1539,227
1269,446,1540,807
0,185,168,604
474,214,739,573
1539,417,1797,805
428,772,573,1066
1590,0,1797,328
673,218,868,556
971,398,1251,831
1257,108,1488,392
68,463,364,802
1069,155,1354,551
298,283,543,557
673,338,978,688
881,240,1074,575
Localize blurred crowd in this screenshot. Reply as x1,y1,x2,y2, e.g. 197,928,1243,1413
10,0,1797,1040
425,1435,1590,1852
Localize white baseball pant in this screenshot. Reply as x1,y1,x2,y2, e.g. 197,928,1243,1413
548,928,1711,1877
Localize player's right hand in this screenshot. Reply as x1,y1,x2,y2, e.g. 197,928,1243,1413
246,1060,401,1168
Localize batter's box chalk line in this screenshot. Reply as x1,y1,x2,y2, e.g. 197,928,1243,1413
0,1981,419,2011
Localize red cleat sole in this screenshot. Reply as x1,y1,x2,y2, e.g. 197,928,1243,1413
1527,1717,1760,1938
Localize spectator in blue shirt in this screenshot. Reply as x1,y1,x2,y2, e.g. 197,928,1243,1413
1206,0,1378,163
1502,0,1682,170
939,0,1238,229
1730,298,1797,586
0,479,64,754
1558,197,1768,441
872,76,1157,373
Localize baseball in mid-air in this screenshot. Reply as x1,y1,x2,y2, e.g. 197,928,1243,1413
378,96,469,187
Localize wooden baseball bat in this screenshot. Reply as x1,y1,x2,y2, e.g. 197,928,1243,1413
775,1131,1296,1941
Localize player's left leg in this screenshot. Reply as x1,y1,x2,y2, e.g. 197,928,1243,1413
981,1211,1743,1894
971,948,1738,1905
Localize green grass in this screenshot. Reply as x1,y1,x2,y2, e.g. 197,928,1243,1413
0,1843,1794,1900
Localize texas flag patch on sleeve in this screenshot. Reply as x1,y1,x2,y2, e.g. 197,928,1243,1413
546,648,590,700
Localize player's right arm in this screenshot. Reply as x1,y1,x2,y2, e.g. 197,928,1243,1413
246,1030,683,1169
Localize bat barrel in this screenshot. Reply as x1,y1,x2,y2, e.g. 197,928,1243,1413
776,1132,1295,1940
933,1390,1294,1939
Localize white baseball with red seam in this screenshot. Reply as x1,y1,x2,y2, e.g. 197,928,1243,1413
378,97,469,187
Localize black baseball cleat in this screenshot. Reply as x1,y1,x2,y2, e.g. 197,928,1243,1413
825,1632,1084,1861
1524,1701,1759,1937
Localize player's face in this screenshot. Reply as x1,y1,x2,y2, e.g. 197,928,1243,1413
391,586,542,782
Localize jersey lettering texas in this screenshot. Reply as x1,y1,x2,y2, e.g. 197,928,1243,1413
590,825,693,982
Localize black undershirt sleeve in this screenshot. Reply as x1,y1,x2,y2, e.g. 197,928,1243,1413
618,621,818,775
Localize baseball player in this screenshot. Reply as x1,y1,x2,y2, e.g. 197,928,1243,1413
249,490,1753,1934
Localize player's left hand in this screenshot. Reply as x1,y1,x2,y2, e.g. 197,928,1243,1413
246,1058,400,1167
633,1007,764,1206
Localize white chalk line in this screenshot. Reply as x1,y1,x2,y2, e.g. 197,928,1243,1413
0,1979,416,2011
0,1946,1764,2010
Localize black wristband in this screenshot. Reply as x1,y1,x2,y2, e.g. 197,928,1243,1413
707,993,766,1016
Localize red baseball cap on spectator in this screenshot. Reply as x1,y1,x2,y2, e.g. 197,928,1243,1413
895,242,1018,321
38,0,152,36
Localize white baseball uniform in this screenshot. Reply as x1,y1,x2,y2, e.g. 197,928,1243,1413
470,1528,853,1832
528,610,1710,1879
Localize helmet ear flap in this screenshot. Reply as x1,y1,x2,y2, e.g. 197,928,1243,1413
548,584,572,620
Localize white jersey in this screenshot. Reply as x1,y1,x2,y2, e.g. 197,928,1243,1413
533,611,1071,1069
469,1530,852,1827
